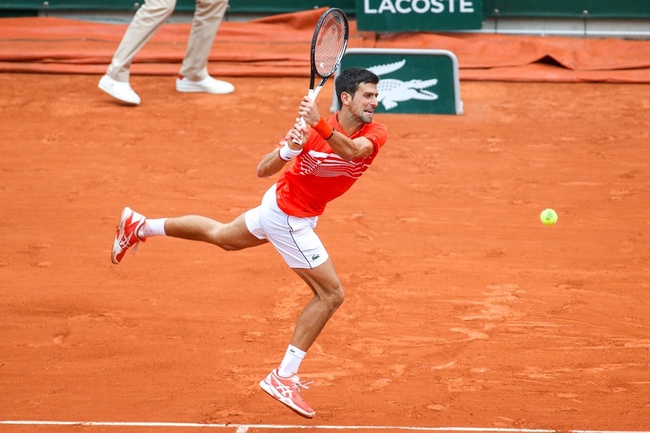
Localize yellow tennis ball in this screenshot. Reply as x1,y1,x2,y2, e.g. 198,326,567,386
540,208,558,225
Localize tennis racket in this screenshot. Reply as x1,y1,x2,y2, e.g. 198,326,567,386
307,8,349,100
294,8,349,142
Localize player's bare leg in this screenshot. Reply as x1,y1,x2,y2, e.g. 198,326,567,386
259,259,344,418
164,213,267,251
289,259,345,351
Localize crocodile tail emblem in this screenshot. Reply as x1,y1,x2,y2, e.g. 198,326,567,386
368,60,439,110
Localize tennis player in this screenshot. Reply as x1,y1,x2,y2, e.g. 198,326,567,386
111,67,387,417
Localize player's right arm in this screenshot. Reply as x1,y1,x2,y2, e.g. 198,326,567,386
256,120,307,178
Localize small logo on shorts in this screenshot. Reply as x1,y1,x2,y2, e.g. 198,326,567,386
311,254,320,261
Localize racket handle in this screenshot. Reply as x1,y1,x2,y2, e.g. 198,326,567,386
291,118,307,144
292,119,306,145
308,86,323,100
291,86,323,144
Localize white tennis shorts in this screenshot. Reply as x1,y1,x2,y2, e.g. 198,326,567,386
245,184,329,269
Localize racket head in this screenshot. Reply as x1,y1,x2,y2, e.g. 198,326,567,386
310,8,349,83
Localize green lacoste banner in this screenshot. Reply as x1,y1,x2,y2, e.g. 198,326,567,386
357,0,484,31
482,0,650,19
331,49,463,115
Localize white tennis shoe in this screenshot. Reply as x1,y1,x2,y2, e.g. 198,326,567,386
176,76,234,94
98,75,141,105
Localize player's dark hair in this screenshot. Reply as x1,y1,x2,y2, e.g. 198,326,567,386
335,67,379,107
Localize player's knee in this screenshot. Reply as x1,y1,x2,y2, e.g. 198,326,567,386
333,288,345,309
205,226,236,251
213,231,242,251
324,284,345,310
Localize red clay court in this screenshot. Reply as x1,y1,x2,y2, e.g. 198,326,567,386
1,9,649,432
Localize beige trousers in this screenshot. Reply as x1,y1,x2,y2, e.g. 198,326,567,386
106,0,228,82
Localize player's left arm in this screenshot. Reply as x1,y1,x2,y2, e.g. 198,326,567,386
327,134,376,161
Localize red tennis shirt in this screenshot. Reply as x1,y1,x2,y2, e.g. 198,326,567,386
275,113,388,217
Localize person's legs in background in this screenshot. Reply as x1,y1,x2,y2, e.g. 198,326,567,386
98,0,177,105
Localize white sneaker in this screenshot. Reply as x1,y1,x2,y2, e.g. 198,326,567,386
176,76,234,94
98,75,141,105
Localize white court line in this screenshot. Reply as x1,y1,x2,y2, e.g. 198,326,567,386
0,421,648,433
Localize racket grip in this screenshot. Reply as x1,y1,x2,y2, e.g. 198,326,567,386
291,87,322,144
309,87,323,100
292,118,306,144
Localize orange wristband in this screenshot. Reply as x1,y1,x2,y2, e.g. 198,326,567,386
313,117,334,140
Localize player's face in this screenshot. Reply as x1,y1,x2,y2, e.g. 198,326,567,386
348,82,379,124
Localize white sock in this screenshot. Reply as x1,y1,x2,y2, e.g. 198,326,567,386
138,218,167,239
278,344,306,378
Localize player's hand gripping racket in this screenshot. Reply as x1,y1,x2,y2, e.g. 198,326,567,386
293,8,349,143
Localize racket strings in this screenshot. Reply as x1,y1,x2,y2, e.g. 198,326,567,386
313,13,347,77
